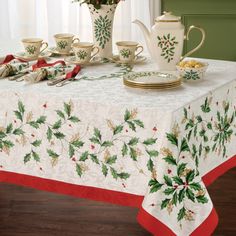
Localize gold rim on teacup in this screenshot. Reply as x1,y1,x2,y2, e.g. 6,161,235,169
22,38,48,58
116,41,144,62
72,42,100,63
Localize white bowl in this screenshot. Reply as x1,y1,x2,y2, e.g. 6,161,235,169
176,62,208,82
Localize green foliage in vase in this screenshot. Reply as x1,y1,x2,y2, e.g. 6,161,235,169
73,0,123,9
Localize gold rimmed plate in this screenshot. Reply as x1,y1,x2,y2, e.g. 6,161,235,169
48,47,74,56
124,81,181,90
124,71,181,86
124,81,181,88
123,71,181,90
14,51,52,61
65,56,102,66
109,55,147,65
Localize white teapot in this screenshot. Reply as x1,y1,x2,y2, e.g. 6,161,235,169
133,12,205,71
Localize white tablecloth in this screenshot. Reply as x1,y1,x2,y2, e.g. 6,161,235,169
0,45,236,235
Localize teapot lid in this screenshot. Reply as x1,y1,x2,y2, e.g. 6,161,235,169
155,12,181,23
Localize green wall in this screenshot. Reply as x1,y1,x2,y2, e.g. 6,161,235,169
162,0,236,61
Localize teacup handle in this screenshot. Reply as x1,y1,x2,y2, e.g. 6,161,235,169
181,25,205,61
135,45,143,59
40,42,48,54
72,38,80,43
91,46,100,59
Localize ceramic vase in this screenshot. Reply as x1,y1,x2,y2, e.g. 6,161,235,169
88,4,117,58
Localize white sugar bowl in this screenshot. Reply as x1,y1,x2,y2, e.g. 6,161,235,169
177,60,208,82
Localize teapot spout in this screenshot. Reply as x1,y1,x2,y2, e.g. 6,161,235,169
133,20,153,58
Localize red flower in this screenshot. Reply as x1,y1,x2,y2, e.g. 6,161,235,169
125,129,128,133
122,183,126,188
91,144,95,150
0,165,3,168
31,134,35,137
167,169,172,174
72,157,76,162
39,167,43,171
43,103,47,108
153,127,157,132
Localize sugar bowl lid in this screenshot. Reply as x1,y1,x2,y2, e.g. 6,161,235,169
155,12,181,23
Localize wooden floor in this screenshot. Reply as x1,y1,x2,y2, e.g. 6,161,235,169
0,168,235,236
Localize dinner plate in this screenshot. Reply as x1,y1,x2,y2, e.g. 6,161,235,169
124,80,181,87
123,81,181,90
124,71,181,85
123,71,181,89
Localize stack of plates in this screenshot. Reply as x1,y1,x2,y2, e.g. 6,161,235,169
123,71,181,89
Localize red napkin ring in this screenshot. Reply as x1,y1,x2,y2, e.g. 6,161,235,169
0,54,26,65
65,65,81,79
32,59,66,71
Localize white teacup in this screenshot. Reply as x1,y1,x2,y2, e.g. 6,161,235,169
22,38,48,58
72,42,100,63
116,41,143,63
54,33,80,53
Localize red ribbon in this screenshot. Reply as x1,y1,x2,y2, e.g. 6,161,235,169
65,65,81,79
0,54,26,65
32,59,66,71
32,59,81,79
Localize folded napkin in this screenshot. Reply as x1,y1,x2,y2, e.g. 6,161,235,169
0,55,29,78
0,55,81,83
23,62,81,83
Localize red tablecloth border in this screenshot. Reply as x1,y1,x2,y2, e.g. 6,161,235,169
0,155,235,236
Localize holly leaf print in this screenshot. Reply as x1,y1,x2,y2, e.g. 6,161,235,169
166,133,178,146
143,138,157,146
163,155,177,166
177,207,186,221
149,179,163,193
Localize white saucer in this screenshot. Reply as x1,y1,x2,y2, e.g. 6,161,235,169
109,55,147,65
14,51,52,61
65,56,102,66
48,47,74,56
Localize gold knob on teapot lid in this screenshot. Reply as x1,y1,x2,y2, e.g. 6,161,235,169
156,11,181,23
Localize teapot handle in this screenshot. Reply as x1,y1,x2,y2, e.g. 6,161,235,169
181,25,206,61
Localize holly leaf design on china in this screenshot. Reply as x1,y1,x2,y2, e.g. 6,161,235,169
157,34,178,63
